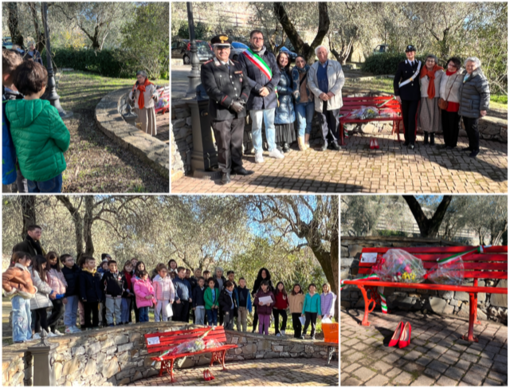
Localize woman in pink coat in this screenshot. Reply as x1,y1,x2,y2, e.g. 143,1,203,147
133,270,155,322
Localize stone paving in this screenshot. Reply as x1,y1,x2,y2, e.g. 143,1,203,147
341,309,508,386
136,358,339,386
171,133,507,193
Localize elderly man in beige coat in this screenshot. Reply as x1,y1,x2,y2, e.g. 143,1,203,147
308,45,345,151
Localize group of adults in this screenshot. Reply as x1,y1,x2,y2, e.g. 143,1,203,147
201,33,491,186
201,31,345,185
394,45,489,157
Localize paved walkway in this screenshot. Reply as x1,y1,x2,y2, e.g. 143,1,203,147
341,309,508,386
137,358,338,386
171,133,507,193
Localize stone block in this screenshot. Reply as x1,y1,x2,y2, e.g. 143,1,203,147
114,335,129,345
439,291,454,300
490,280,508,307
429,296,446,314
455,292,470,302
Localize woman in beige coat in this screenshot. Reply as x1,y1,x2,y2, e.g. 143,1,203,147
129,70,159,136
418,55,444,145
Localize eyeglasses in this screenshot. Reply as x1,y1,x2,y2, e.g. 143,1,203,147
252,37,264,41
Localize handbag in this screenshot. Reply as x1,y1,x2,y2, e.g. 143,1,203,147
438,74,458,110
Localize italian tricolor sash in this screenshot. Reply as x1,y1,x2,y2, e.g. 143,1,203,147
437,245,491,266
243,48,273,80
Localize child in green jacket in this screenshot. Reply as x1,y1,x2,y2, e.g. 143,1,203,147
6,61,70,193
204,278,219,326
301,283,321,340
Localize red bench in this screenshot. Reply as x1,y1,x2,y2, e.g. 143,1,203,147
342,246,508,342
145,326,238,382
338,96,403,146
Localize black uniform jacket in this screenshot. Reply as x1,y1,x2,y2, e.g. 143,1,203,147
393,60,421,101
201,57,252,121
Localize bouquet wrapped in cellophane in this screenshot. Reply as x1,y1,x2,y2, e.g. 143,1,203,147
372,249,426,283
154,329,224,361
424,257,465,285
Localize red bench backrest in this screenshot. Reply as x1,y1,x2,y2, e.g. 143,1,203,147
145,326,228,354
359,246,508,280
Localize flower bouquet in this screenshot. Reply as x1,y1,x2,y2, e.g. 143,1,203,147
372,249,426,283
424,256,465,286
155,329,213,361
350,106,379,120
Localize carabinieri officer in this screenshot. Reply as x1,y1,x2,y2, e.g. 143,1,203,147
201,34,254,185
394,45,422,149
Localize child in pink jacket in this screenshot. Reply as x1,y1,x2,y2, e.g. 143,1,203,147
153,264,175,322
133,270,155,322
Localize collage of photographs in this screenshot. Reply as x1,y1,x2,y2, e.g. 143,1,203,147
0,1,507,387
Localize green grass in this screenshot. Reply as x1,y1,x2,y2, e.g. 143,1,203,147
57,70,165,112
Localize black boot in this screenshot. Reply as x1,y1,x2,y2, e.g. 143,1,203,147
282,142,290,153
424,132,429,145
430,133,435,145
220,172,231,185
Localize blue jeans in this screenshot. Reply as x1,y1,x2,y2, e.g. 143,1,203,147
121,298,131,323
194,307,205,325
250,108,276,154
296,102,315,137
12,296,32,342
28,173,62,193
139,306,149,322
63,295,78,327
206,309,218,326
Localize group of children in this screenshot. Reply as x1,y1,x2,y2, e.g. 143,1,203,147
2,49,70,193
2,253,336,343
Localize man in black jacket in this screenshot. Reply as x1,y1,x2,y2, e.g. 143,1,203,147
103,260,124,326
394,45,422,149
61,254,81,333
201,34,254,185
12,225,45,260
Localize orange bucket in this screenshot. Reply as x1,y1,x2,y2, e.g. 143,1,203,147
322,322,339,343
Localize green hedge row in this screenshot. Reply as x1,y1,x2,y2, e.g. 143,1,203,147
362,53,431,75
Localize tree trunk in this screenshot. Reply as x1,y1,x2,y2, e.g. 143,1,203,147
7,3,24,47
56,196,85,260
403,196,452,237
83,196,95,256
273,2,330,62
20,197,37,239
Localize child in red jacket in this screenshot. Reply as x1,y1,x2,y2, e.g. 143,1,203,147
273,281,289,336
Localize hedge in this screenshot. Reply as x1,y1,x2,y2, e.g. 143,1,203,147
362,53,430,75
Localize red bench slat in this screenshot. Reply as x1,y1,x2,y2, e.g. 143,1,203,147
341,280,508,294
358,262,508,272
145,327,229,354
359,253,508,262
360,246,507,254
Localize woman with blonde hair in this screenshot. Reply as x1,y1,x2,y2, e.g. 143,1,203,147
129,70,159,136
320,282,336,321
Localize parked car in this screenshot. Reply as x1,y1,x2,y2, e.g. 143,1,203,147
278,46,298,62
171,39,213,64
229,41,249,61
373,44,390,54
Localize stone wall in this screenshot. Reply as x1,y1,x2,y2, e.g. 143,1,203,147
341,236,508,324
2,322,336,386
95,88,169,179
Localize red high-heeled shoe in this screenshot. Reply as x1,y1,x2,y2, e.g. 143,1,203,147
398,322,412,348
374,139,380,149
370,138,375,149
388,321,404,347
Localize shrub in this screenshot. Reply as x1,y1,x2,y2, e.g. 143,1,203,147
362,53,430,75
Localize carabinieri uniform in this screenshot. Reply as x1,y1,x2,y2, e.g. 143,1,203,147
200,35,252,183
394,45,422,147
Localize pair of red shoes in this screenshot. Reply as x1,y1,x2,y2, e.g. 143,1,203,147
203,369,215,381
389,321,412,348
370,138,380,149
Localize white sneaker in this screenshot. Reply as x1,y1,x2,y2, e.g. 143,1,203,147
276,333,281,337
47,332,57,337
281,330,286,336
268,148,284,159
65,326,74,334
72,326,82,333
255,153,264,163
54,329,64,336
32,333,41,340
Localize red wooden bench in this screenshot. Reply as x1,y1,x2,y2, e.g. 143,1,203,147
144,326,238,382
338,96,403,146
342,246,508,342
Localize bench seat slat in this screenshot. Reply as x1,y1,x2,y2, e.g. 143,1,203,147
149,344,238,360
357,268,507,279
342,280,507,293
359,262,508,271
359,254,508,262
360,246,507,254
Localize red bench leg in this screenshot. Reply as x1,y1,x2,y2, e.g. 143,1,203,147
358,285,374,326
221,350,228,371
169,359,176,383
339,122,345,146
461,293,479,343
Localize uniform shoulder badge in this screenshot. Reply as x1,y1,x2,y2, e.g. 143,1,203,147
204,59,213,64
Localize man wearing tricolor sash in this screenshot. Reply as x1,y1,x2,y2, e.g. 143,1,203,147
238,30,285,163
394,45,422,150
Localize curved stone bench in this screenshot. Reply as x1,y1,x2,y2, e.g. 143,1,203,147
95,88,169,179
2,322,336,386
